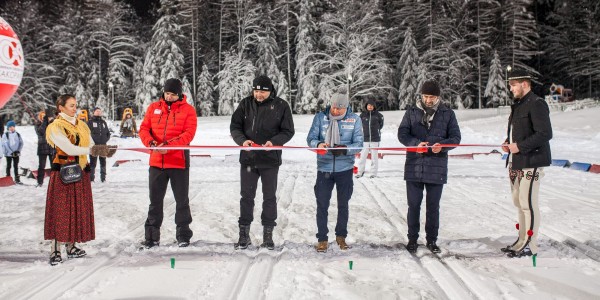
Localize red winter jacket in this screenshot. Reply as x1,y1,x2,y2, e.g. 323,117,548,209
139,95,197,169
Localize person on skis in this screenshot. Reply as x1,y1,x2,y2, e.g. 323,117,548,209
138,78,198,249
398,80,461,254
307,88,363,253
501,69,552,258
230,75,295,250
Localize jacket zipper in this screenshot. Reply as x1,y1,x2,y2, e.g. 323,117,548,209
161,106,171,169
368,111,372,143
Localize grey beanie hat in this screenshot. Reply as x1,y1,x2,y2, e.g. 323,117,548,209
330,92,349,108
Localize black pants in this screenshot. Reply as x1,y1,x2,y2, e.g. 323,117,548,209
406,181,444,243
239,165,279,227
89,155,106,182
144,167,193,243
5,156,19,182
37,154,52,184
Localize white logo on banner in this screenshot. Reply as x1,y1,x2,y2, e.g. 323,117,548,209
0,35,24,86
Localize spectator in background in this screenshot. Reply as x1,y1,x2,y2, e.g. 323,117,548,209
35,111,56,187
2,120,24,184
120,112,137,138
356,98,384,178
88,107,111,182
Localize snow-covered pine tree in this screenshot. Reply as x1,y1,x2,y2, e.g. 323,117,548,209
140,0,185,112
196,64,216,117
217,51,255,115
502,0,539,76
255,3,280,87
464,0,501,108
105,2,139,115
484,51,509,107
397,28,420,110
294,0,320,113
276,70,290,104
315,0,391,108
182,77,193,105
390,0,431,55
415,61,429,105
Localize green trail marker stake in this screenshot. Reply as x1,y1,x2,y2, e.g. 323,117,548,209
349,260,353,270
532,254,537,267
171,257,175,269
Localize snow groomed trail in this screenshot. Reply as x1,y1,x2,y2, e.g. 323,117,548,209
1,108,600,299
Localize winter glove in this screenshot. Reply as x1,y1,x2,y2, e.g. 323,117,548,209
90,145,116,157
12,151,20,157
330,144,347,157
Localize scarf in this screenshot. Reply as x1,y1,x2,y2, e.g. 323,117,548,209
122,118,133,129
47,114,91,168
416,99,441,129
325,109,346,147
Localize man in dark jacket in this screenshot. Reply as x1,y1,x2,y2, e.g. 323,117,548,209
34,111,55,187
501,69,552,258
357,98,384,178
87,107,111,182
230,75,295,250
398,80,461,254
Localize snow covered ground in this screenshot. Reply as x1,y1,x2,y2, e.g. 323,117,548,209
1,106,600,299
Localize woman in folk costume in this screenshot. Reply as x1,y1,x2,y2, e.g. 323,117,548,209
44,94,116,266
120,112,137,138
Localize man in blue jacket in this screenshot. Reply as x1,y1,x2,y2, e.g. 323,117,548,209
307,90,363,252
398,80,461,254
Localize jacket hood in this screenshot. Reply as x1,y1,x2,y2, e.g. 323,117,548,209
364,99,377,111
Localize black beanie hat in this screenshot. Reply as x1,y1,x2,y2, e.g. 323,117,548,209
252,75,273,91
164,78,183,98
421,80,441,96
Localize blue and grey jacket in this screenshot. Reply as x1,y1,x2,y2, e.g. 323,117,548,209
2,131,23,157
307,106,364,172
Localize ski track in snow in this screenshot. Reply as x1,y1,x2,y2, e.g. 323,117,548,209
12,185,200,300
359,178,480,300
2,108,600,299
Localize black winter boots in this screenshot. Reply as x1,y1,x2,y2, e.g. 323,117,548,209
235,224,252,250
260,226,275,250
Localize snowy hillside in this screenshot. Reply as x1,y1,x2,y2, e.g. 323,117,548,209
1,107,599,299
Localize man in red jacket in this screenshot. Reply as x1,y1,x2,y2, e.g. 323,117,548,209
138,78,198,248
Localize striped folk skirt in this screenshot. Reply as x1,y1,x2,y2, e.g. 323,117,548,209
44,169,95,243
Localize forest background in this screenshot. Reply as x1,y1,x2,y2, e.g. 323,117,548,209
0,0,598,122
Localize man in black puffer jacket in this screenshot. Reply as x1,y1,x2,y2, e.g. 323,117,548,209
230,75,295,250
500,69,552,258
398,80,461,254
87,107,111,182
357,98,384,178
